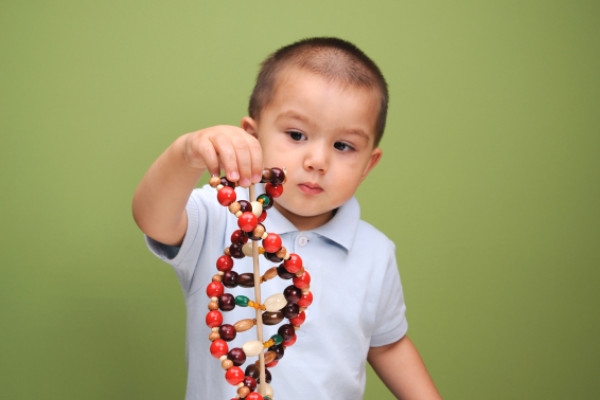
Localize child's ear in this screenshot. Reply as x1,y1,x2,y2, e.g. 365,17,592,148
241,116,258,137
361,147,383,180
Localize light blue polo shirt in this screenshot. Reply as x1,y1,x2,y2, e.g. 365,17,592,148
146,184,408,400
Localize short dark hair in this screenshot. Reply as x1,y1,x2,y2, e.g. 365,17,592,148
248,37,389,146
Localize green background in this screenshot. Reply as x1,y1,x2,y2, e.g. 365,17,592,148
1,1,598,399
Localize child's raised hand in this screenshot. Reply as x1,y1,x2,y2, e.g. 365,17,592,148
183,125,263,187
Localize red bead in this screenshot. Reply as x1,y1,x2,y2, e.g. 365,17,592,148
265,182,283,198
225,366,245,385
230,229,248,244
210,339,228,358
257,211,267,223
290,311,306,326
262,233,282,253
293,270,310,289
297,292,313,308
283,334,297,346
238,211,258,232
246,392,264,400
265,360,278,368
217,186,236,206
216,255,234,272
206,281,224,298
206,310,223,328
284,253,302,274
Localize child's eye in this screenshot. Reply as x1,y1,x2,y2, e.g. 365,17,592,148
334,141,355,152
287,131,306,141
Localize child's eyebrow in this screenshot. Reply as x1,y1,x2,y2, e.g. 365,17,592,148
275,110,312,125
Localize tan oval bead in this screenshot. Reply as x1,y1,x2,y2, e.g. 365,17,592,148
262,267,279,282
263,383,274,397
221,359,233,370
242,243,253,257
234,318,255,332
237,386,250,398
209,331,220,341
263,351,277,364
228,201,241,214
264,293,287,312
208,301,219,311
212,274,222,282
242,340,263,357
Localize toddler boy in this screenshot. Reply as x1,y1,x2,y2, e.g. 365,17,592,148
133,37,440,399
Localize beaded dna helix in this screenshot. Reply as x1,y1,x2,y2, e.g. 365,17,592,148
206,168,313,400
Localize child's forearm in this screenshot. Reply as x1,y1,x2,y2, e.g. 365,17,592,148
368,336,442,400
132,126,264,246
132,133,205,246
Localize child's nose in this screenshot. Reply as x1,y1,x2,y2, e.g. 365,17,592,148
303,143,329,173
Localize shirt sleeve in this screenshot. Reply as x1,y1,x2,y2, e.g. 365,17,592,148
369,242,408,347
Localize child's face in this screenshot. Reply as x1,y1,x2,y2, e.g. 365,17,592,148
243,67,382,231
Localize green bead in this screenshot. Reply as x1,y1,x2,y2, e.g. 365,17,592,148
235,295,249,307
270,334,283,345
258,194,271,207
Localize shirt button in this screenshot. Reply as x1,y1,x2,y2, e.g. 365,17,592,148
297,236,309,247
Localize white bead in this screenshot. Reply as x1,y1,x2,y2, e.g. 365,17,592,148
251,201,263,218
264,293,287,312
263,383,274,397
242,340,263,357
242,242,253,257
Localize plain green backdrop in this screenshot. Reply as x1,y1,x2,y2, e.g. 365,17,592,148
1,1,598,399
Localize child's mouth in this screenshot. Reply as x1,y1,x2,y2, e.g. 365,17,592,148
298,183,324,195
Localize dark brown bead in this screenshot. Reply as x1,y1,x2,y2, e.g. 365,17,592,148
278,324,296,342
218,293,235,311
261,168,274,183
238,200,252,213
237,273,255,288
222,271,239,288
277,264,295,280
219,324,236,341
283,285,301,304
282,303,299,319
229,242,245,259
270,168,285,185
245,364,272,383
228,347,246,366
262,310,284,325
243,376,257,392
268,343,285,360
220,177,236,188
264,251,283,263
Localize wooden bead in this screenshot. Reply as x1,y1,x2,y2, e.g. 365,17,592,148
251,201,263,218
208,301,219,310
262,267,279,282
242,242,253,257
234,319,255,332
209,331,220,341
263,350,277,364
228,201,241,215
237,386,250,398
242,340,264,357
221,359,233,370
263,293,287,312
211,274,222,282
262,311,284,325
209,176,221,187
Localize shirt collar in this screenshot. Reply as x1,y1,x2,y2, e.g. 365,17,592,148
267,194,360,253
